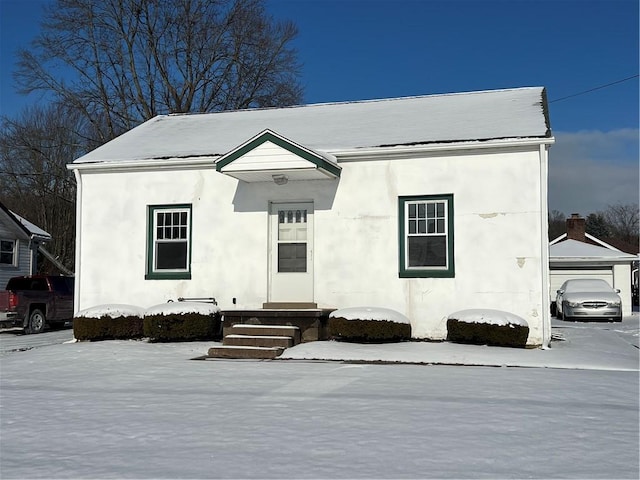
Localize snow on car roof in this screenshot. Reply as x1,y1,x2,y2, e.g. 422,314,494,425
563,279,614,292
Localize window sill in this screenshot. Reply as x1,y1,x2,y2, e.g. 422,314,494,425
399,269,455,278
145,272,192,280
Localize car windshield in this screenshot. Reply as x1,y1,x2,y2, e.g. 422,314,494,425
564,280,613,293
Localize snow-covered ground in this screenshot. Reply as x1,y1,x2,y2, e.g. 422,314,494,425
0,315,638,479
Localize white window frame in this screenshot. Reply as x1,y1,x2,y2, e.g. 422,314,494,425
0,239,17,267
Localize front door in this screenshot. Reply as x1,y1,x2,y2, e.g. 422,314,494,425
268,202,314,304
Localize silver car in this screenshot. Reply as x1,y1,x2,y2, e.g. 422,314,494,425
556,279,622,322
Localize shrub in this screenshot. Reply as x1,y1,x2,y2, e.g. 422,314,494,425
143,311,221,342
446,309,529,348
73,304,145,341
329,314,411,343
74,315,144,341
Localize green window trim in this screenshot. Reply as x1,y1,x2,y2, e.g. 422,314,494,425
398,194,455,278
145,204,192,280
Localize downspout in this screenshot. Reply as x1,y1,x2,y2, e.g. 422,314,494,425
72,168,83,315
28,239,34,274
539,142,551,348
31,240,39,274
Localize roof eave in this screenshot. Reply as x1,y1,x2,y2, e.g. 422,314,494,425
333,136,555,161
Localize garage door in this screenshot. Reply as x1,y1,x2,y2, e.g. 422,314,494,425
549,267,614,299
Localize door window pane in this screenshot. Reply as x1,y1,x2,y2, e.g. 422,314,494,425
278,243,307,272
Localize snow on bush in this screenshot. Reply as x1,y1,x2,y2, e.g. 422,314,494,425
144,302,222,342
447,309,528,327
330,307,410,324
73,304,146,341
329,306,411,343
145,301,220,316
446,309,530,348
75,304,146,319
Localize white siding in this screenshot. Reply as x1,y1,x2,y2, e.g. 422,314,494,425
0,217,32,288
222,141,312,172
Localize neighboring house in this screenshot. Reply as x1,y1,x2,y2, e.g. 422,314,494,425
0,202,52,288
549,214,638,317
68,87,555,346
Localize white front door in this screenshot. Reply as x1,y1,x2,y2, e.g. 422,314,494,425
268,202,314,303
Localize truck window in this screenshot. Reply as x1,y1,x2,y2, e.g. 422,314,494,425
30,278,48,290
49,276,72,294
6,278,30,290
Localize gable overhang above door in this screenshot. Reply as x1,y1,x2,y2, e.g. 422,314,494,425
215,129,341,182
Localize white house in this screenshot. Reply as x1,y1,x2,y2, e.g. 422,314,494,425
0,202,52,288
68,87,555,346
550,214,638,317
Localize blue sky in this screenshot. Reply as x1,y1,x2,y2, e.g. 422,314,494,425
1,0,638,215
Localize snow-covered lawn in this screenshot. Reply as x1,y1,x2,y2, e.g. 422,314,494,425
0,316,638,479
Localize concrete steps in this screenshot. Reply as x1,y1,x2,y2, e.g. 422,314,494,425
207,323,301,360
207,345,285,360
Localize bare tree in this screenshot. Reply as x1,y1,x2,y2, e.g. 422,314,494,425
14,0,303,143
604,203,639,244
0,104,86,273
548,209,566,240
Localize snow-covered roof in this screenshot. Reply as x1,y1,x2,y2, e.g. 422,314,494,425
72,86,551,165
550,239,638,261
10,211,51,241
550,232,624,251
0,202,51,241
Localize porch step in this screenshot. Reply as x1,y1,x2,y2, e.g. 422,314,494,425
224,334,293,349
227,324,301,344
207,345,284,360
207,323,302,360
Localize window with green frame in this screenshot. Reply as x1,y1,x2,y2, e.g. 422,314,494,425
146,204,192,280
398,194,454,278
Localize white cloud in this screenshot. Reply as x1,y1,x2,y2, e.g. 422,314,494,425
549,129,639,215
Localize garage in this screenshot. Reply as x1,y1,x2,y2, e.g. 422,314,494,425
550,267,613,298
549,239,636,317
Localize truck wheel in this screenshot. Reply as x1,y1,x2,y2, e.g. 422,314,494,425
26,309,46,334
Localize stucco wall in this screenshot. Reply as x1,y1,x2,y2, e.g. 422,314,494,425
75,146,548,344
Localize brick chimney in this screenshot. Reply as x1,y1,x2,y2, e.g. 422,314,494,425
566,213,586,242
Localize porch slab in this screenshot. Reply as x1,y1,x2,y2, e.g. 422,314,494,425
207,345,284,360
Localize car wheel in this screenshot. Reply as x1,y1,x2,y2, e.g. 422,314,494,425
550,302,557,316
615,315,623,323
26,309,46,334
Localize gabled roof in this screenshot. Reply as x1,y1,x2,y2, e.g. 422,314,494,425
0,202,51,242
216,129,341,182
549,239,637,265
550,232,622,251
71,86,552,166
550,231,639,256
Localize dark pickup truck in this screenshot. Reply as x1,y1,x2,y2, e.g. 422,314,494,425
0,275,74,334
